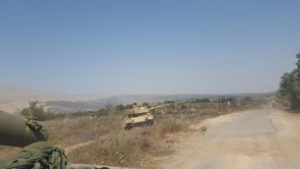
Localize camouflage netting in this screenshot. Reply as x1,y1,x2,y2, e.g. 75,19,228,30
0,141,67,169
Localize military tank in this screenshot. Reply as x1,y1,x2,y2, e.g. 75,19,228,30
123,105,163,130
0,112,130,169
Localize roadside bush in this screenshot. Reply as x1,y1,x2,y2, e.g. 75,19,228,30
200,126,207,133
160,118,184,134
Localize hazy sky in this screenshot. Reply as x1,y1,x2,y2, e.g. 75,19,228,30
0,0,299,95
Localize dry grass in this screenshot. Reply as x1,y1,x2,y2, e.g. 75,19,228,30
0,111,216,168
0,146,21,162
67,118,185,168
43,115,122,147
0,102,239,168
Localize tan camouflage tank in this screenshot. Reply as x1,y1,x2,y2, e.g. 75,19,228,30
124,105,163,130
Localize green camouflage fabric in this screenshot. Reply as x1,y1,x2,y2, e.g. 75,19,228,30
0,142,128,169
1,141,67,169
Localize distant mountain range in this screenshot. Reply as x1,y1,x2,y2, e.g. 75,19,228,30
0,85,274,113
44,93,275,113
45,94,215,112
0,85,99,113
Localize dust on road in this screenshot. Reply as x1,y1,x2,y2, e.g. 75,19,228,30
159,109,300,169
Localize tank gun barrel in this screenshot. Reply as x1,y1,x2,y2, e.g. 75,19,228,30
0,112,48,147
149,105,165,110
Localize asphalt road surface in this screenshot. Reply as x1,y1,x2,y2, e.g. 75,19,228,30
159,109,300,169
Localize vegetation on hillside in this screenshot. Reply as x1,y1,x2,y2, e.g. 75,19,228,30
45,98,264,168
19,95,265,121
1,97,266,168
278,52,300,109
20,102,56,120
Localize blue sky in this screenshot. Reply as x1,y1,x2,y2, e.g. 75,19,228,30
0,0,299,95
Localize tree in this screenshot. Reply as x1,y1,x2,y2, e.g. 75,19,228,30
164,100,175,104
278,52,300,109
241,97,253,106
20,101,55,120
142,102,150,107
193,98,210,103
115,104,125,112
296,52,300,71
96,108,109,116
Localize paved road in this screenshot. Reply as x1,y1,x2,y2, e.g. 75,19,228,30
159,109,300,169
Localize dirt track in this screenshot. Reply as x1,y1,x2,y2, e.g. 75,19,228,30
159,109,300,169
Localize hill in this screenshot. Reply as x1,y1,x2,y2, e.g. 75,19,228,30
0,85,274,113
0,85,98,113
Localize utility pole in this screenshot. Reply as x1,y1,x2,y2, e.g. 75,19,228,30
218,96,223,113
221,96,224,113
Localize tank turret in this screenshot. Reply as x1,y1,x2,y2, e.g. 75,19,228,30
123,105,165,129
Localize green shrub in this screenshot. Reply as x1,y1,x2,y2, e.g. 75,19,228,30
20,102,56,121
160,119,183,134
200,126,207,133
